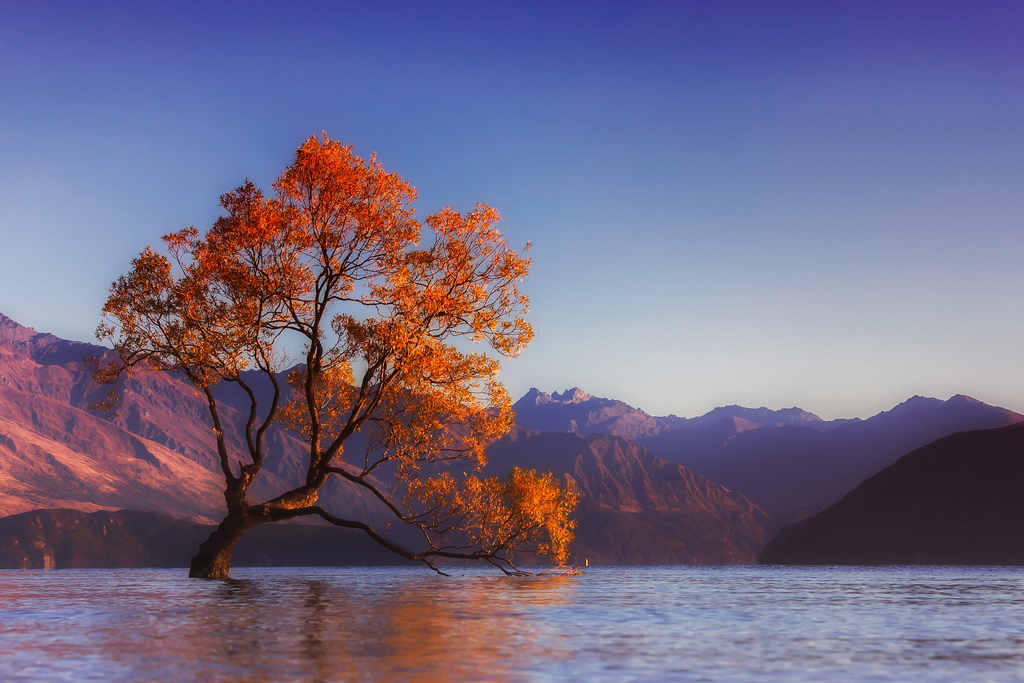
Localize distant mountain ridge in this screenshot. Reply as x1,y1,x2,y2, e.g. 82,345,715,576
512,387,682,441
513,386,829,438
514,387,1024,522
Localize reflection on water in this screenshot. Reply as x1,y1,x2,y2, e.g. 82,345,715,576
2,566,1024,681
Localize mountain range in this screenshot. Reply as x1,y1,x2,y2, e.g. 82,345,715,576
0,313,770,564
513,387,1024,522
2,311,1020,567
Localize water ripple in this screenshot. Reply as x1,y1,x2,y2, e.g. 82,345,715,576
2,566,1024,681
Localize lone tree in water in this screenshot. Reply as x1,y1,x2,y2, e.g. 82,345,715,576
96,134,577,578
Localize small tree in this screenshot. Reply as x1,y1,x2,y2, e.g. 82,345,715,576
96,134,577,578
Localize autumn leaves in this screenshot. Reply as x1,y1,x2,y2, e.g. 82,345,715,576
97,134,577,575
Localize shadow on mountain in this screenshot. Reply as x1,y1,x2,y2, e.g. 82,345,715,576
760,423,1024,564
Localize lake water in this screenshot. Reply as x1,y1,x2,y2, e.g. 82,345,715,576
2,566,1024,681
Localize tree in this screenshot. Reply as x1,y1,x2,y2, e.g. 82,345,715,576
96,134,577,578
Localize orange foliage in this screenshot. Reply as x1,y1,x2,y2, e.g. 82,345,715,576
96,133,576,575
407,468,579,566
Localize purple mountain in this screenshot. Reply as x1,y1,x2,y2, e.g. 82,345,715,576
0,314,771,564
761,422,1024,564
514,388,1024,523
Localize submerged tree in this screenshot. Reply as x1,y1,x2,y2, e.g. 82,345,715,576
96,134,577,578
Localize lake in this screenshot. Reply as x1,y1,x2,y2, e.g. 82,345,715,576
2,566,1024,681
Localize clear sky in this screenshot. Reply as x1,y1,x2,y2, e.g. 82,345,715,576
1,1,1022,419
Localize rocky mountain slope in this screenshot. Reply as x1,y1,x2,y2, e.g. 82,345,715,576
0,313,396,525
0,428,772,567
6,312,1016,566
0,314,771,565
760,423,1024,564
486,427,771,564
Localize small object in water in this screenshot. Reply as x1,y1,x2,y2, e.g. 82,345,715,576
585,557,589,567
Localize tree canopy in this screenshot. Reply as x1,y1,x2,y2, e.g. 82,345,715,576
96,134,577,578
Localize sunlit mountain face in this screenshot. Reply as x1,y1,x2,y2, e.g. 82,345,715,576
0,315,769,564
0,313,390,525
2,312,1022,565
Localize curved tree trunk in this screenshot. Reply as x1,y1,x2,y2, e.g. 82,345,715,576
189,513,253,579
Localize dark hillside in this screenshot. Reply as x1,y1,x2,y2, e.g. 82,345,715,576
761,424,1024,564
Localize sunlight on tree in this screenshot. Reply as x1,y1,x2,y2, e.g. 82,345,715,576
95,134,577,578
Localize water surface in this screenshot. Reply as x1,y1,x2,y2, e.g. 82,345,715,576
2,566,1024,681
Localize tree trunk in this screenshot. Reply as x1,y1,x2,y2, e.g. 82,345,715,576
189,513,252,579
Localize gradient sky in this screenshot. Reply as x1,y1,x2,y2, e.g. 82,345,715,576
2,1,1022,419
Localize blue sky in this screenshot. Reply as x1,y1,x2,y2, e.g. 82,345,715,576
2,1,1022,419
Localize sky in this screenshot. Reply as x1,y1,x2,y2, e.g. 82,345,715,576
1,1,1022,420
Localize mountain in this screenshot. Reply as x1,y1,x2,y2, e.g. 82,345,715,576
679,395,1024,522
6,312,1015,567
0,430,772,568
485,428,770,564
511,387,680,441
0,313,391,524
0,314,769,565
513,388,825,441
514,387,1024,522
760,423,1024,564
